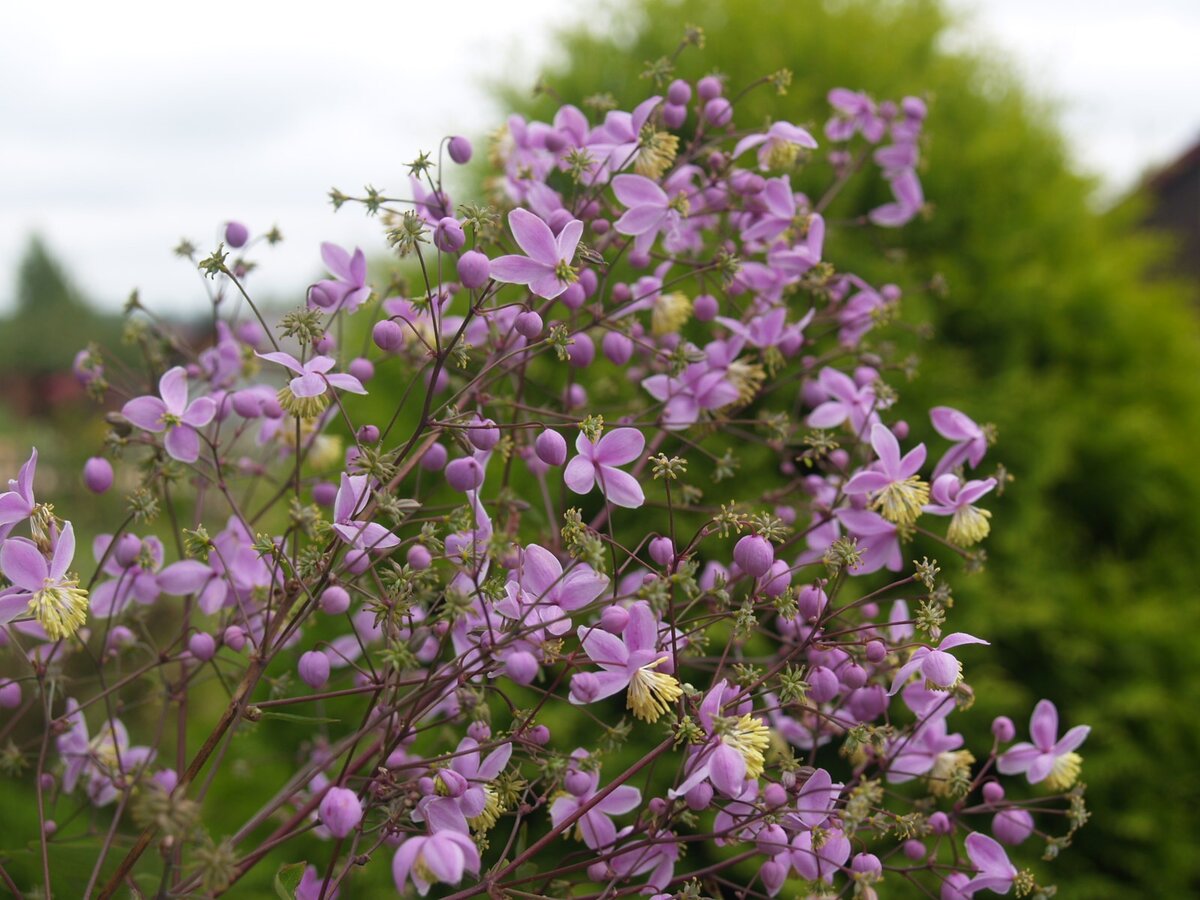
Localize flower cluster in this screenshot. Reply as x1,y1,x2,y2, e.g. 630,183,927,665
0,49,1087,900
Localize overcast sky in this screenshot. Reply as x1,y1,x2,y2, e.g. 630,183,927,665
2,0,1198,313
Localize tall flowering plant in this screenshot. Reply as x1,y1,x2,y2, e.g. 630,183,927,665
0,40,1088,899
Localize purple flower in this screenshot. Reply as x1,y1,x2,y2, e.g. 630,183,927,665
121,367,216,463
844,423,929,527
997,699,1089,791
962,832,1018,895
612,174,686,256
332,473,400,554
570,601,681,722
669,680,770,798
391,830,480,896
806,366,886,434
732,121,818,170
885,702,964,784
414,737,512,834
563,427,645,509
256,351,366,419
498,543,608,635
925,475,997,547
489,208,583,300
55,698,155,806
641,359,741,430
549,751,641,849
889,632,989,695
869,168,925,228
790,826,851,884
308,243,370,313
0,448,37,540
0,521,88,640
930,406,989,479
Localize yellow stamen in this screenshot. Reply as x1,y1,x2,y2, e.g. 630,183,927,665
651,292,693,336
724,714,770,779
634,128,679,179
871,476,930,527
627,656,682,722
928,749,976,797
947,505,991,547
766,140,803,171
30,576,89,641
725,360,766,407
467,785,504,832
1044,752,1083,792
276,386,328,420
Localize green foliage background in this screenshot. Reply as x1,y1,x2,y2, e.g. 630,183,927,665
497,0,1200,895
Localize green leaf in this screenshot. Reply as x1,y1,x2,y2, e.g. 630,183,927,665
260,711,341,724
274,861,308,899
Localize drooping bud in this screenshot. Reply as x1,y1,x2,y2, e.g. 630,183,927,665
188,632,216,662
319,787,363,839
83,457,114,493
534,429,567,466
447,135,473,164
457,250,490,289
298,651,331,689
733,534,774,578
224,221,249,248
320,586,351,615
445,457,484,492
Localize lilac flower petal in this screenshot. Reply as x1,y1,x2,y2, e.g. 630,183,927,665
612,174,668,208
257,350,305,373
529,271,567,300
164,426,201,463
321,242,353,280
710,743,747,796
349,248,367,285
921,650,960,688
580,626,630,668
624,602,657,654
0,492,34,526
996,743,1039,775
325,373,367,394
508,208,559,265
158,560,212,594
489,254,549,285
615,206,668,236
938,632,989,652
183,397,216,427
563,456,596,495
158,367,189,415
1027,753,1056,785
122,396,168,432
0,589,29,625
870,423,901,473
290,373,327,398
49,521,76,580
556,219,584,260
0,537,48,590
595,428,644,466
1054,725,1090,756
1030,699,1059,750
844,471,892,494
579,810,616,850
594,784,641,815
522,544,562,597
596,466,644,508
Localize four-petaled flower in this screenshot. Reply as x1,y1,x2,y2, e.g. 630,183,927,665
257,351,366,419
122,367,216,463
998,699,1089,791
489,208,583,300
888,632,989,695
308,242,371,312
844,423,929,527
564,427,645,509
0,521,89,640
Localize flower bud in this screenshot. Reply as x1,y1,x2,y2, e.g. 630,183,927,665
760,559,791,598
224,221,249,248
357,424,380,444
535,429,567,466
567,332,595,368
83,457,113,493
407,545,432,570
928,811,952,835
852,853,883,877
697,75,722,100
321,585,351,615
447,135,472,164
648,798,667,815
763,782,787,807
564,769,592,796
528,724,550,745
348,357,374,382
188,632,216,662
601,331,634,365
319,787,363,838
560,282,586,310
564,384,587,408
667,79,692,104
457,250,490,289
840,663,867,690
662,103,687,129
903,839,926,861
797,582,828,621
420,443,448,472
445,457,484,492
761,860,788,896
0,680,20,709
434,217,466,253
733,534,773,578
570,671,600,703
993,809,1035,845
865,640,887,664
515,311,543,339
467,416,500,451
692,293,718,321
223,625,247,651
600,605,628,634
114,534,143,568
313,480,337,506
505,650,539,685
808,666,839,703
704,97,733,127
992,716,1016,742
299,651,331,689
756,823,788,855
982,781,1005,805
436,769,468,797
373,319,404,352
684,781,713,811
648,536,675,566
314,333,335,354
467,721,491,742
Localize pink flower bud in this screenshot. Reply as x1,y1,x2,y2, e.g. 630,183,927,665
457,250,490,289
348,357,374,382
667,79,691,104
528,724,550,745
420,443,448,472
515,311,543,339
797,583,828,621
373,319,404,352
993,809,1035,845
83,457,113,493
865,640,887,664
570,672,600,703
928,811,952,835
468,416,500,451
852,853,883,876
840,663,867,690
685,781,713,811
992,716,1016,742
648,536,675,566
534,429,567,466
447,135,473,164
299,651,331,689
903,839,926,861
357,424,380,444
313,480,337,506
445,457,484,492
564,384,587,408
808,666,839,703
662,103,687,128
648,798,667,815
319,787,363,838
314,333,335,354
114,534,142,568
602,331,634,365
223,626,247,651
761,860,788,896
564,769,592,796
763,782,787,807
406,545,432,570
760,559,791,597
733,534,773,578
505,650,538,685
434,217,466,253
224,221,249,248
697,76,722,100
0,680,21,709
756,823,788,855
567,333,595,368
560,282,586,310
692,294,718,321
600,605,629,634
321,585,351,615
467,721,491,741
188,632,216,662
704,97,733,127
982,781,1005,805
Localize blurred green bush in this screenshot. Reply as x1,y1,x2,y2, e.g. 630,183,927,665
498,0,1200,894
